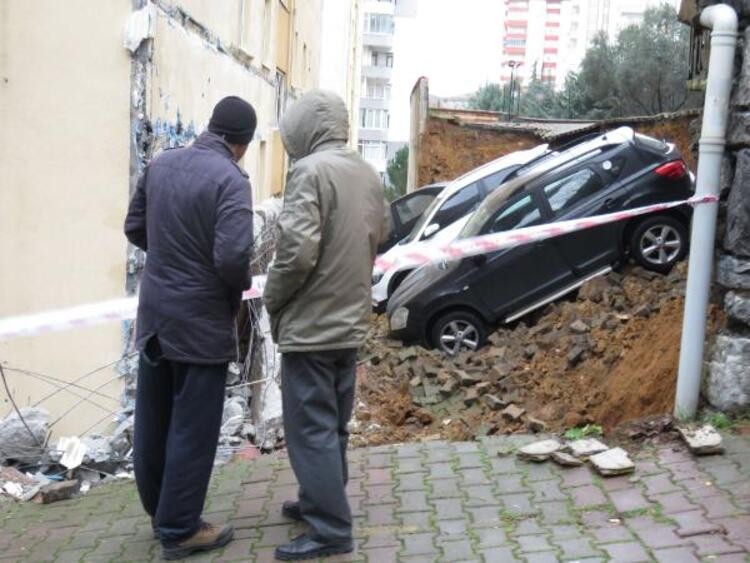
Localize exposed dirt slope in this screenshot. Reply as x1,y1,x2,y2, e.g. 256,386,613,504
351,263,723,447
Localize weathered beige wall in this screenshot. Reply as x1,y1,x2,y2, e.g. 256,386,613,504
148,6,287,200
152,0,322,200
0,1,132,435
0,0,324,438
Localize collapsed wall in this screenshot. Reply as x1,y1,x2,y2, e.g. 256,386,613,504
414,111,699,187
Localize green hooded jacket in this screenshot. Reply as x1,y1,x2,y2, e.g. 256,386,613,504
263,90,389,352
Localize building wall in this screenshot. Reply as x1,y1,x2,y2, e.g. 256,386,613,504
0,0,322,436
319,0,363,148
0,0,133,436
501,0,679,92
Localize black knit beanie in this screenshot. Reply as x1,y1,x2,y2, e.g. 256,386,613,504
208,96,257,145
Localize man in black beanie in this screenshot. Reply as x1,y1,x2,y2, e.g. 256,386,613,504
125,96,256,560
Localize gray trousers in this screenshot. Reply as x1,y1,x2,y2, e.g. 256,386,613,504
281,349,357,543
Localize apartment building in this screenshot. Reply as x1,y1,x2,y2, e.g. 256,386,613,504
319,0,363,148
0,0,322,436
501,0,675,90
358,0,417,179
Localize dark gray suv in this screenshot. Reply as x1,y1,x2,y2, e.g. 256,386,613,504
387,127,694,355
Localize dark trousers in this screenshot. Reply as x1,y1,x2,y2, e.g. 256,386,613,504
281,349,357,543
133,339,227,544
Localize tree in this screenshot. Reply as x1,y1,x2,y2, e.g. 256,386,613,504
469,83,505,112
614,4,695,115
386,146,408,201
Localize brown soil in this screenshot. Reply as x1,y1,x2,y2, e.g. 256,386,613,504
351,263,724,447
416,114,697,187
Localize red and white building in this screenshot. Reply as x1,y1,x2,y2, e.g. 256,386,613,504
501,0,679,91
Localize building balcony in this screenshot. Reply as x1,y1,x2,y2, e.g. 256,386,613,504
362,65,393,79
359,97,390,111
363,32,394,49
359,128,388,142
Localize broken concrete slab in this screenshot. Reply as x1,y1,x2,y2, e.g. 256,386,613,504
34,480,80,504
589,447,635,476
570,320,590,334
678,425,724,455
517,439,563,462
483,394,507,411
501,404,526,422
464,388,479,407
457,371,481,387
567,345,586,367
568,438,609,457
526,417,547,433
552,451,584,467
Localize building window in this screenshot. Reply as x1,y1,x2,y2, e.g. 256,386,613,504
358,140,388,160
360,108,390,129
386,53,394,67
364,13,395,34
363,78,391,100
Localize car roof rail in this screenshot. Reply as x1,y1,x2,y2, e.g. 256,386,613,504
506,127,633,182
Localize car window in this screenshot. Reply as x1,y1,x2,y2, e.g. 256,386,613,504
489,194,543,233
432,182,480,229
543,168,604,215
393,193,438,226
480,167,517,195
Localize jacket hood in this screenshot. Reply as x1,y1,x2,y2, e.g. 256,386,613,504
280,90,349,160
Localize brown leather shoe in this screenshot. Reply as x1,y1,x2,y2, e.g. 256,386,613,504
162,521,234,560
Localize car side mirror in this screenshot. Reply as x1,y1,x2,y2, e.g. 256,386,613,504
423,223,440,239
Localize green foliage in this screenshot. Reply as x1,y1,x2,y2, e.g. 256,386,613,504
386,145,409,202
701,411,732,429
563,424,604,440
469,83,506,112
469,4,697,119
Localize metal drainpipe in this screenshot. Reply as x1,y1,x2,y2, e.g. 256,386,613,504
675,5,738,419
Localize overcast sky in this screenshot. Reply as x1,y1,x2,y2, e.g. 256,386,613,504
390,0,504,141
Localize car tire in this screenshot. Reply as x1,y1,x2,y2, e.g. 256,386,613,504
430,310,487,356
629,215,688,274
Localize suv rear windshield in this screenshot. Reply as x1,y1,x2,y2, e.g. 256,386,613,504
634,133,668,153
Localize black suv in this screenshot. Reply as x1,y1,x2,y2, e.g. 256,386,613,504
387,127,694,355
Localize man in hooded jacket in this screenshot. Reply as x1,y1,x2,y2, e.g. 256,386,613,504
263,91,388,560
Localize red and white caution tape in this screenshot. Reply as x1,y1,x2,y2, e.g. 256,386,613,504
374,195,717,273
0,195,717,342
0,276,267,341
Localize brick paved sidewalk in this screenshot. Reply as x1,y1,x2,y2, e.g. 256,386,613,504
1,434,748,562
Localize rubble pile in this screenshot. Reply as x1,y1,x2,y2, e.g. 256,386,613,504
352,263,723,446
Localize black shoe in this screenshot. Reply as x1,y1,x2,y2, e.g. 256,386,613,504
274,534,353,561
281,500,303,521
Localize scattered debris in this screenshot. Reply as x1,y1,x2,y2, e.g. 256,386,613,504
568,438,609,458
0,407,49,464
678,424,724,455
35,480,80,504
57,436,88,470
589,447,636,476
501,404,526,422
551,451,584,467
517,439,562,462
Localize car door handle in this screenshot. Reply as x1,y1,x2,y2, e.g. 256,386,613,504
603,198,616,209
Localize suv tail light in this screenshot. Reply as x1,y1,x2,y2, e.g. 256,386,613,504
654,160,688,180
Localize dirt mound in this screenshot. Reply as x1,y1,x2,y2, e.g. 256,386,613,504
350,263,723,446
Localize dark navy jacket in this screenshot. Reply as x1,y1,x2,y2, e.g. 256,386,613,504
124,132,253,364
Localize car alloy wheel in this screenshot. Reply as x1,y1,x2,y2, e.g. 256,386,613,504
629,215,688,274
431,310,487,356
639,224,682,267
